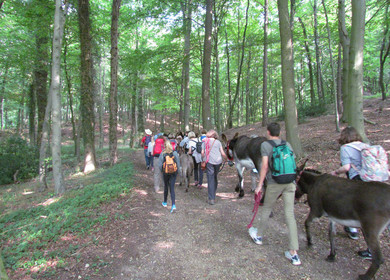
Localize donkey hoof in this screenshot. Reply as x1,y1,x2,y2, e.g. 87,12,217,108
326,255,336,262
358,274,370,280
238,190,244,198
185,188,189,193
235,186,240,193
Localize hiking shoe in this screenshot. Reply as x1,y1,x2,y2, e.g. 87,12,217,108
171,204,176,213
162,202,167,207
344,226,359,240
358,249,372,260
208,199,215,205
285,251,301,266
248,227,262,245
194,181,199,186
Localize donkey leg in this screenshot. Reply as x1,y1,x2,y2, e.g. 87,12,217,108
235,164,245,197
326,221,337,262
359,227,384,280
305,212,316,247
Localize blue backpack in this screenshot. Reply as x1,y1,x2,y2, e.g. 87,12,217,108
268,140,297,184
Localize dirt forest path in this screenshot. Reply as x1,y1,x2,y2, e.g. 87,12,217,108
90,147,389,280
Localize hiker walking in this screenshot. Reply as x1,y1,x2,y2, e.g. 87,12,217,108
250,122,301,266
141,129,153,169
201,129,227,205
153,134,165,192
188,131,203,188
330,126,374,259
158,140,180,213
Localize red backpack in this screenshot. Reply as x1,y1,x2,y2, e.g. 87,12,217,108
170,139,177,151
153,138,165,156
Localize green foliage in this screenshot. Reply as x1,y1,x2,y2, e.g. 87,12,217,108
0,136,39,185
0,161,134,271
297,102,329,122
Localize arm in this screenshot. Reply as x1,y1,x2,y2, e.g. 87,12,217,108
219,146,227,161
331,164,351,176
255,156,269,195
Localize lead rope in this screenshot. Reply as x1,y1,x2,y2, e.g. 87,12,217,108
247,191,263,229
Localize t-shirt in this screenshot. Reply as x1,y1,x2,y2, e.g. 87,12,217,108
340,141,363,179
203,138,223,165
261,139,294,184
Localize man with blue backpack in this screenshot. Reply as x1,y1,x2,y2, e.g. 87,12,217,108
249,122,301,266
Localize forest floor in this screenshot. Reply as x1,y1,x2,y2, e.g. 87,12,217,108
6,98,390,280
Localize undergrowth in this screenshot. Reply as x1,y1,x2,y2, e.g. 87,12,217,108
0,161,134,274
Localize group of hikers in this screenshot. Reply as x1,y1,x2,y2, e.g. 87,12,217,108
141,123,388,267
141,128,228,212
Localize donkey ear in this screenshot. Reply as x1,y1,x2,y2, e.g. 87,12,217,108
297,158,309,172
221,134,228,143
233,132,239,139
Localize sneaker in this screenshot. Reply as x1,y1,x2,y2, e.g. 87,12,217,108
344,226,359,240
357,249,372,260
194,181,199,186
171,204,176,213
208,199,215,205
285,251,301,266
248,227,262,245
146,165,150,170
162,202,167,207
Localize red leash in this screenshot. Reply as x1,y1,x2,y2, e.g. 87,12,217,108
247,191,263,229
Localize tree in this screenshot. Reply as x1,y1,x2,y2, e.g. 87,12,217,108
109,0,121,165
78,0,97,172
50,0,67,195
262,0,269,127
201,0,213,130
338,0,350,122
182,0,192,132
277,0,302,157
379,1,389,100
347,0,367,141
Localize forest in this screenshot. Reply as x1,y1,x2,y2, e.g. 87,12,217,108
1,0,390,278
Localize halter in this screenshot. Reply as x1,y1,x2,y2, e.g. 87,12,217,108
226,140,234,161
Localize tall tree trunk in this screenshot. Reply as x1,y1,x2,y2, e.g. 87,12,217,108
201,0,213,130
28,84,36,145
313,0,324,102
322,0,340,132
245,50,251,125
78,0,97,172
379,1,389,100
137,74,144,133
182,0,192,132
225,28,232,129
227,0,249,129
347,0,367,141
337,42,343,114
277,0,303,157
63,35,78,156
298,17,315,104
262,0,269,127
34,21,49,147
0,65,8,131
50,0,66,195
109,0,121,165
338,0,350,122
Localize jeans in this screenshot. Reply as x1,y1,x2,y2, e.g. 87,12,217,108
193,157,204,184
144,149,150,167
163,172,177,205
206,163,221,200
257,182,299,251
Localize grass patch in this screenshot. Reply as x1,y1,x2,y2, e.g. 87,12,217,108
0,161,134,272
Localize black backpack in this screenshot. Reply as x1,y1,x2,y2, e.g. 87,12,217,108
191,139,202,153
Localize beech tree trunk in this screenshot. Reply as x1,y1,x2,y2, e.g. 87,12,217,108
201,0,213,130
109,0,121,165
78,0,97,172
347,0,367,141
50,0,66,195
182,0,192,132
379,2,389,100
262,0,269,127
277,0,303,157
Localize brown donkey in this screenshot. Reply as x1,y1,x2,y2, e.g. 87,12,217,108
296,169,390,280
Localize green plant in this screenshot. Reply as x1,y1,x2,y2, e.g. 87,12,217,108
0,161,134,271
0,136,39,185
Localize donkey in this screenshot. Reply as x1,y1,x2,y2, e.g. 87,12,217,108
221,133,267,197
179,153,194,192
296,169,390,280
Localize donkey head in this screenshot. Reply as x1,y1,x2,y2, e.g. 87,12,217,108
221,132,239,161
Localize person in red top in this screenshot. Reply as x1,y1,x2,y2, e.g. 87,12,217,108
141,129,153,169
